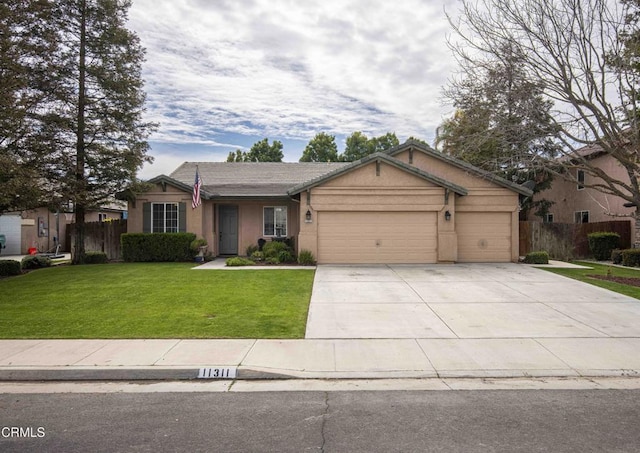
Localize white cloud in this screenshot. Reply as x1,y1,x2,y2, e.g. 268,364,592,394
128,0,458,172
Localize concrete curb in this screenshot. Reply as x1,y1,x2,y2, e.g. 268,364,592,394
0,366,638,382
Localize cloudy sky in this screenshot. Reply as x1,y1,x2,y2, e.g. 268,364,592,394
127,0,460,179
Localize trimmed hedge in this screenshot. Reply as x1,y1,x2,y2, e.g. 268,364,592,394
523,251,549,264
621,248,640,267
225,257,255,266
587,232,620,261
121,233,197,262
0,260,22,277
84,251,108,264
21,255,52,269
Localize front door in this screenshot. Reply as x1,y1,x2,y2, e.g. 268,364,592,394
218,205,238,255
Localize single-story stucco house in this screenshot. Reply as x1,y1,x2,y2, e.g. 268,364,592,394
126,141,533,263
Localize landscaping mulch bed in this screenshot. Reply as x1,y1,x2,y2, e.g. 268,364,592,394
588,275,640,287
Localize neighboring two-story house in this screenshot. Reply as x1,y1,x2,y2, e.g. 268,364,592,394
534,144,636,242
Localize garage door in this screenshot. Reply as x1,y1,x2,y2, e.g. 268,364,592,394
457,212,512,262
0,215,22,255
317,211,437,264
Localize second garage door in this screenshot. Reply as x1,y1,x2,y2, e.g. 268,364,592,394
456,212,512,262
317,211,437,264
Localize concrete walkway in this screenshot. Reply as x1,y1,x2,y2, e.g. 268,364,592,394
1,262,639,381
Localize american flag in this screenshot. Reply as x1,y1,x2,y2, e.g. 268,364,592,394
192,167,202,209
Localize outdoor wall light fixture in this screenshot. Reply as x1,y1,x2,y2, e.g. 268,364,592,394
305,209,312,223
444,210,452,221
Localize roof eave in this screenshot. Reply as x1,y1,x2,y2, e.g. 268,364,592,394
288,152,468,196
387,141,534,197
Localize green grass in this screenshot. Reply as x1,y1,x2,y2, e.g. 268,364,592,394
0,263,315,339
542,261,640,300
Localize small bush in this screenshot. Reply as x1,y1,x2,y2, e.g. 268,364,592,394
588,232,620,261
621,248,640,267
297,249,316,266
262,240,290,259
83,251,108,264
250,251,264,261
121,233,197,262
277,250,295,263
265,257,280,264
246,244,259,257
190,238,208,253
611,249,623,265
523,251,549,264
225,257,255,267
21,255,52,270
0,260,22,277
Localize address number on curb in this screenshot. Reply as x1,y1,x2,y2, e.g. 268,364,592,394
197,367,237,379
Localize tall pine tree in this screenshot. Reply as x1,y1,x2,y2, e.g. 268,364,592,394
46,0,155,263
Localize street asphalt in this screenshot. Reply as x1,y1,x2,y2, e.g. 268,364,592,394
1,261,639,382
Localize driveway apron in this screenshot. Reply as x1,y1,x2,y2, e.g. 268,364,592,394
305,263,640,340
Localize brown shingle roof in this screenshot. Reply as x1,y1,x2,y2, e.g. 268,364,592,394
170,162,348,197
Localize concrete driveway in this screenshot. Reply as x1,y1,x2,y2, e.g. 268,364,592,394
305,263,640,340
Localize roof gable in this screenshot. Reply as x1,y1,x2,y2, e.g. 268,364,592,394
387,140,534,197
288,153,468,196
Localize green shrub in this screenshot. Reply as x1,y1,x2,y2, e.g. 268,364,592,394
0,260,22,277
277,250,295,263
250,251,264,261
83,251,108,264
246,244,259,257
588,232,620,261
265,257,280,264
262,240,290,259
225,257,255,267
611,249,623,265
21,255,52,270
523,251,549,264
297,249,316,266
190,238,208,253
121,233,197,262
621,248,640,267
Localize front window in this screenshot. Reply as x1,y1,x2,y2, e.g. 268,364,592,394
574,210,589,224
577,170,585,190
264,206,287,237
152,203,179,233
544,213,554,223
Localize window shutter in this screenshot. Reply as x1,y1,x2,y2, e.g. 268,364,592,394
143,203,151,233
179,202,187,232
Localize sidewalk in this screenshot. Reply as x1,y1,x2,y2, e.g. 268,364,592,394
1,336,639,381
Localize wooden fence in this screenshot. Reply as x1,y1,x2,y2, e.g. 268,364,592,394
69,219,127,260
519,220,631,260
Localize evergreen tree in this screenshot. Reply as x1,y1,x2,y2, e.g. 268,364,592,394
0,0,59,213
45,0,155,263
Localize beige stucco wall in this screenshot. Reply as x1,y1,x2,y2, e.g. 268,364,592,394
297,150,522,263
298,160,458,263
128,182,300,256
216,200,300,256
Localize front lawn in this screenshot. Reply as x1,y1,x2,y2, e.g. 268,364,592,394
542,261,640,300
0,263,315,339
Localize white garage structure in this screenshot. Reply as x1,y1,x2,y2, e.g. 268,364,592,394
0,215,22,255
